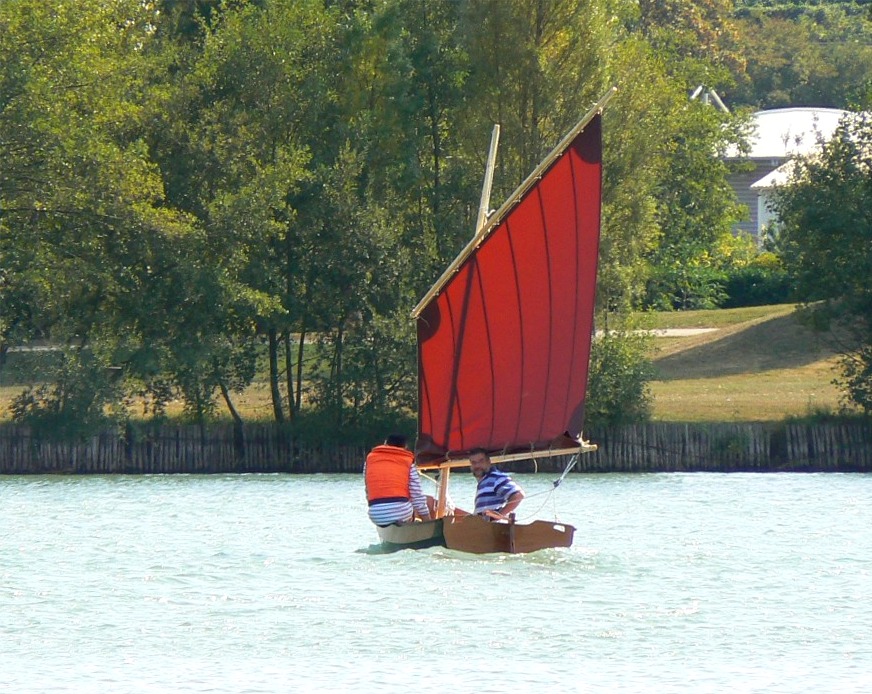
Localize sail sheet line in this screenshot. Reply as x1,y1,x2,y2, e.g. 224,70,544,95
507,453,581,522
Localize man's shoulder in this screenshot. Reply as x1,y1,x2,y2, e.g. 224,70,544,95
483,467,512,482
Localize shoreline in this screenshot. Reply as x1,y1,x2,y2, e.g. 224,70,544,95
2,420,870,475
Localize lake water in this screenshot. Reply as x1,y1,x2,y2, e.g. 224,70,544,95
2,471,871,693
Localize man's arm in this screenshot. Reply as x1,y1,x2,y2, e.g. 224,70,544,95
408,466,432,521
483,489,524,520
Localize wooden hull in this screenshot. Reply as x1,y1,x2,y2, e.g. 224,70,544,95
376,518,445,550
442,514,574,554
374,513,574,554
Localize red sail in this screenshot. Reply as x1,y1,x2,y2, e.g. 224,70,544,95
416,113,603,462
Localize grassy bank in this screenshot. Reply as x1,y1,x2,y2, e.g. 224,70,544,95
0,304,847,425
646,304,843,422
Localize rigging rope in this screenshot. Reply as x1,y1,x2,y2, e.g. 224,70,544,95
552,452,580,489
514,453,579,522
419,452,580,522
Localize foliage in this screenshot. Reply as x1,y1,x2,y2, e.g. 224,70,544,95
3,0,866,437
645,261,728,311
771,111,872,411
639,94,749,310
633,0,745,78
597,2,751,313
0,0,220,428
585,323,654,428
731,2,872,109
721,252,791,308
9,349,125,439
283,399,417,448
597,38,667,311
837,344,872,415
644,233,790,310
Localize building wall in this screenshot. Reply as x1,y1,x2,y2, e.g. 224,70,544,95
727,159,781,238
757,192,777,235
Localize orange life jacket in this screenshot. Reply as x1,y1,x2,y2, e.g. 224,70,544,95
365,444,413,502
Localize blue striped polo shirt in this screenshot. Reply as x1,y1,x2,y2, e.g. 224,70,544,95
474,467,522,514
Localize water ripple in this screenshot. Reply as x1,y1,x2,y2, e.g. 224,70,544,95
3,472,872,692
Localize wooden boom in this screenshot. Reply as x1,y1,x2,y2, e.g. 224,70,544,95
416,442,597,471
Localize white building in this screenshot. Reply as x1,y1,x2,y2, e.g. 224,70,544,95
725,107,849,239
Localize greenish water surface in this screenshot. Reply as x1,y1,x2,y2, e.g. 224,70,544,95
2,472,871,693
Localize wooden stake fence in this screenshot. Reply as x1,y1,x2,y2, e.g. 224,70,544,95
0,421,870,475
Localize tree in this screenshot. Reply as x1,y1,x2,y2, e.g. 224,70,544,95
0,0,206,433
603,0,751,311
772,112,872,412
635,0,744,81
460,0,609,195
6,0,747,435
731,4,872,109
146,0,341,424
585,327,654,428
644,99,748,310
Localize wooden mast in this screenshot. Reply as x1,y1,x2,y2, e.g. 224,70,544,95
433,123,500,519
475,124,500,236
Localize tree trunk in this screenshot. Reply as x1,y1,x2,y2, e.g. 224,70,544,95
267,327,285,423
295,324,307,414
333,326,344,429
218,377,246,459
283,331,296,421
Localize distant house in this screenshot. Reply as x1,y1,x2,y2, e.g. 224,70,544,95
725,107,849,240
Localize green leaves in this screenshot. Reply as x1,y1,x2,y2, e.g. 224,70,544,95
773,112,872,411
4,0,862,435
732,2,872,109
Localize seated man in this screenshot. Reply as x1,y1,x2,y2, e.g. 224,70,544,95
469,447,524,520
364,433,432,526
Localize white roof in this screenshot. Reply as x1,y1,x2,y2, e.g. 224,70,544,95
749,160,798,190
730,107,849,160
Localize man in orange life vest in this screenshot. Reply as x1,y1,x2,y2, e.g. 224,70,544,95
364,433,433,526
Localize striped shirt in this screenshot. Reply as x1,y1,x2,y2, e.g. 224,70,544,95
365,462,430,526
368,499,414,526
474,467,523,514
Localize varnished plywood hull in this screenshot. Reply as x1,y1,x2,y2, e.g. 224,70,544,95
442,514,574,554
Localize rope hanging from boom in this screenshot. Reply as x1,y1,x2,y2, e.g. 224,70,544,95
552,453,580,489
513,452,580,522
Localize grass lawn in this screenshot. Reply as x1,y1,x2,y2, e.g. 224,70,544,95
648,304,844,421
650,364,841,422
635,303,797,330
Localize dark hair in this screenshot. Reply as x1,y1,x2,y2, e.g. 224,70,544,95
469,447,489,459
385,433,408,447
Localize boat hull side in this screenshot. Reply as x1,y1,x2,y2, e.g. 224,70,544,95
443,514,574,554
376,518,445,550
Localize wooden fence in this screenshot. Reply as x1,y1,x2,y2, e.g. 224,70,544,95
1,421,871,475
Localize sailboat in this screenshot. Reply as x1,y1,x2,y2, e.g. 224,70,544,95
375,88,614,553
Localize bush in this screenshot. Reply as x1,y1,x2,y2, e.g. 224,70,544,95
585,327,654,428
643,263,728,311
0,348,64,386
9,350,122,440
721,263,791,308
